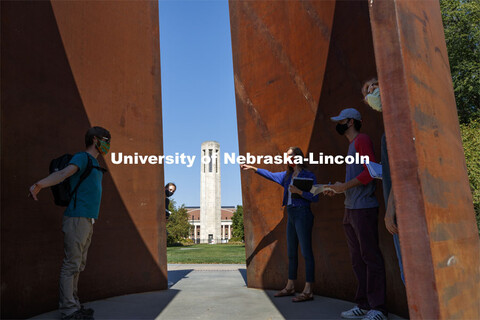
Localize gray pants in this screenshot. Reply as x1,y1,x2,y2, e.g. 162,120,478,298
59,216,94,316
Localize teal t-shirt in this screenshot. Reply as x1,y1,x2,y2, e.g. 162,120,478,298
64,152,103,219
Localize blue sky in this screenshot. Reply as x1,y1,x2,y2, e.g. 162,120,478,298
159,0,242,207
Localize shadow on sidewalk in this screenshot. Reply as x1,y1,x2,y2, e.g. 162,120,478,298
168,269,194,287
239,267,404,320
239,266,357,319
238,268,247,286
32,270,195,319
265,290,358,320
32,289,180,320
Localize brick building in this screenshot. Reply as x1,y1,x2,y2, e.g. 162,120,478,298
186,206,236,243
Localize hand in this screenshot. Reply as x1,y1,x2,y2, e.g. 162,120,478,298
29,183,42,201
384,213,398,235
240,164,257,171
289,185,302,195
385,189,397,234
328,182,346,193
323,190,335,197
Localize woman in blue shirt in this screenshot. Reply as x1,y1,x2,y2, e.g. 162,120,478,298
241,147,318,302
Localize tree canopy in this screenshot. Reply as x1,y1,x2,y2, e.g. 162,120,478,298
166,200,191,245
440,0,480,123
232,205,244,240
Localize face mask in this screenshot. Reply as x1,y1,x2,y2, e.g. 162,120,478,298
366,88,382,112
165,190,173,197
336,122,350,135
96,139,110,155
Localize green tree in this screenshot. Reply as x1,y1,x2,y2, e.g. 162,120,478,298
441,0,480,233
460,119,480,231
231,205,244,240
166,202,191,245
440,0,480,123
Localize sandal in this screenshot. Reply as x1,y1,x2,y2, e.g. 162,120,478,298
274,287,295,297
292,292,314,302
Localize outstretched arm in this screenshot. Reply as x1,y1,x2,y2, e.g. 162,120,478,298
241,164,286,186
240,164,286,186
240,164,258,173
327,177,363,194
29,164,78,200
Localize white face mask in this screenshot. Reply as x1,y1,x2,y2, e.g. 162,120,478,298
366,87,382,112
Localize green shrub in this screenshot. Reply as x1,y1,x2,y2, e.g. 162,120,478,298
232,205,244,240
460,118,480,232
228,236,244,243
167,242,185,247
179,238,194,245
166,203,191,245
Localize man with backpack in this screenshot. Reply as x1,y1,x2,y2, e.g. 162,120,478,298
29,127,110,320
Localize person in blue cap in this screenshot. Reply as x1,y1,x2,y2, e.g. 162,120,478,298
325,108,387,320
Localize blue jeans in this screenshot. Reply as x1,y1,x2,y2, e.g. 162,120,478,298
286,205,315,283
393,233,405,284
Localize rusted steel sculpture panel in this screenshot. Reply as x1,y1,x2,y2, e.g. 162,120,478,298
229,0,334,297
1,1,166,318
369,0,480,318
231,0,479,318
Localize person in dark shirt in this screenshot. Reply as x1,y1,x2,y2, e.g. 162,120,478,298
325,108,387,320
165,182,176,220
242,147,318,302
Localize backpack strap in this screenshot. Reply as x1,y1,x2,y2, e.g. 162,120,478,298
70,152,108,208
92,165,108,174
71,153,93,208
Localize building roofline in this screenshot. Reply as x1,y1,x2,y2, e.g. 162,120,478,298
184,206,238,209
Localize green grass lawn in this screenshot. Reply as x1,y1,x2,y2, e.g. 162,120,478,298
167,244,246,264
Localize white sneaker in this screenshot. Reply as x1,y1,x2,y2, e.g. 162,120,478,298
341,306,369,319
361,310,388,320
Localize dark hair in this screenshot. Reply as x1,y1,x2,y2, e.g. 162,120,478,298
85,126,111,147
165,182,176,190
286,147,307,174
353,119,362,131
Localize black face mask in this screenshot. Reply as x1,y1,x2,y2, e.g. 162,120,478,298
336,122,350,135
165,190,173,197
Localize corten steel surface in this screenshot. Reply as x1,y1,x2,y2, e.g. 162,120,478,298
1,1,167,318
369,0,480,319
231,0,480,317
230,0,408,316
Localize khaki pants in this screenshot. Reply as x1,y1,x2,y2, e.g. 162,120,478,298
59,216,94,316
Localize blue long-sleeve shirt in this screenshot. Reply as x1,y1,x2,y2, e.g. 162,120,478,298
256,168,319,207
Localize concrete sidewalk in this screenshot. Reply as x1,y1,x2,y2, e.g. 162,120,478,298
32,264,405,320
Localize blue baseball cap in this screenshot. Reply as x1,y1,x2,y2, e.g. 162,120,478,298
330,108,362,122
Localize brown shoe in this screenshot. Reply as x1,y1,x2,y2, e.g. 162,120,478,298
274,287,295,297
292,292,314,302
